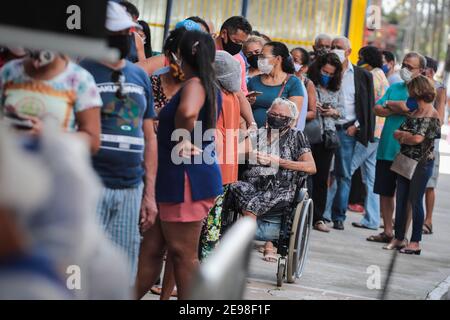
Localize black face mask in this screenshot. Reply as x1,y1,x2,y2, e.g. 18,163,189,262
267,115,291,130
222,34,243,56
247,54,259,69
108,34,131,60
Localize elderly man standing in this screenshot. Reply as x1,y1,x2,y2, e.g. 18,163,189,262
367,53,428,244
328,36,375,230
311,33,332,61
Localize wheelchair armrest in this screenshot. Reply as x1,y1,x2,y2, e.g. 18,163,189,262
295,188,308,203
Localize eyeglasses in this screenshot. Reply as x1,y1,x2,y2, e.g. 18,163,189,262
267,112,290,120
111,70,126,100
401,63,419,71
257,54,275,60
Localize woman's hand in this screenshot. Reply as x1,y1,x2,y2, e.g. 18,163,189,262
393,130,404,141
247,95,257,105
319,108,338,118
174,139,203,159
256,152,280,167
20,114,43,136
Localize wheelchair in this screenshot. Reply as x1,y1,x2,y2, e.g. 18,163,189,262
221,175,314,287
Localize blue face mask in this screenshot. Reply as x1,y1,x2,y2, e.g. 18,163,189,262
382,64,390,74
320,74,332,87
406,97,419,111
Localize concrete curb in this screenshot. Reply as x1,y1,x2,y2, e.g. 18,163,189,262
426,276,450,300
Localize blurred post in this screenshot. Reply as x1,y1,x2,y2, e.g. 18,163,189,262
162,0,173,45
347,0,369,64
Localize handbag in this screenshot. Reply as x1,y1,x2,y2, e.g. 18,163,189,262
323,129,341,150
390,143,433,180
304,117,323,144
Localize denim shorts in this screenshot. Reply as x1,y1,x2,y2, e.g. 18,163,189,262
255,216,282,241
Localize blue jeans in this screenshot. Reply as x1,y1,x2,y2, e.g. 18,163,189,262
255,216,281,241
323,176,336,222
395,160,434,243
331,130,357,222
350,141,380,229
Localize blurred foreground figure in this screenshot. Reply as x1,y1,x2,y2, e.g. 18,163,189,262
0,121,131,299
0,123,68,299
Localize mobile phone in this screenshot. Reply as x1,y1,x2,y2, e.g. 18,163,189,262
246,91,263,98
4,110,34,130
321,103,331,109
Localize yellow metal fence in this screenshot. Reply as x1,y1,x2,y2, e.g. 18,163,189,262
131,0,352,52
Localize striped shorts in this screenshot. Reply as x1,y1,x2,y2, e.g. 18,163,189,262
96,183,144,286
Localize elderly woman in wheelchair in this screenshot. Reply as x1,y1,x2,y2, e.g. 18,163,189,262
223,98,316,262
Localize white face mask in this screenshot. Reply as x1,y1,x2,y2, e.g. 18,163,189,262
400,67,413,83
294,63,302,73
331,49,346,64
258,58,274,75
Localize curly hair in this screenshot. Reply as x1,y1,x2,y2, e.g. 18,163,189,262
307,52,343,92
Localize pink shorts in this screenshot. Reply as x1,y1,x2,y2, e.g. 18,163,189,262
159,173,215,223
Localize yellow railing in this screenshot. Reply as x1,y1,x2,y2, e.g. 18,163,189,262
131,0,367,54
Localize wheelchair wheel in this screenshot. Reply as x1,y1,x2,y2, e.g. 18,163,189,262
277,259,286,287
286,199,313,283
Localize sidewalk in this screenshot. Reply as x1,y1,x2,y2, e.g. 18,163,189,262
245,125,450,300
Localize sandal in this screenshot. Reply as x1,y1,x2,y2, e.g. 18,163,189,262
367,232,393,243
383,239,408,251
399,248,422,255
150,286,178,297
262,242,278,263
422,223,433,235
262,250,278,263
257,245,278,254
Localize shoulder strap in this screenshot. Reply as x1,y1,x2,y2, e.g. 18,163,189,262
277,75,292,98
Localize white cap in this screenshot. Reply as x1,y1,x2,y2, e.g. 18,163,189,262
105,1,142,32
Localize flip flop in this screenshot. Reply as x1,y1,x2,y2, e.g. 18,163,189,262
262,250,278,263
150,286,178,297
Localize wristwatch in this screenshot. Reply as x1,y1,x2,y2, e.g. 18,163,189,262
354,120,361,130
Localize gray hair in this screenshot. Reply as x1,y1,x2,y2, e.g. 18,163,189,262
214,50,242,93
314,33,332,46
332,36,351,49
243,35,267,52
404,52,427,70
270,98,299,120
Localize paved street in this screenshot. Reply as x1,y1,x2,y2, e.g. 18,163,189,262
245,125,450,300
144,125,450,301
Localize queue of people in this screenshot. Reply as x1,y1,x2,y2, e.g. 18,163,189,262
0,0,447,300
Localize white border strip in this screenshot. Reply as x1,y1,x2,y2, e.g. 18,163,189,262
0,24,118,62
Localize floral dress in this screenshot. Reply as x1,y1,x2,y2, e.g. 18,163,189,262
199,128,311,260
399,117,441,161
150,75,169,115
227,129,311,216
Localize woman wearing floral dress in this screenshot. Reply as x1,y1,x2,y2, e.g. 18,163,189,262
225,98,316,261
385,75,441,255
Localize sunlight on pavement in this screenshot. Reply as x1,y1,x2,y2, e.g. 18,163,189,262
440,125,450,175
